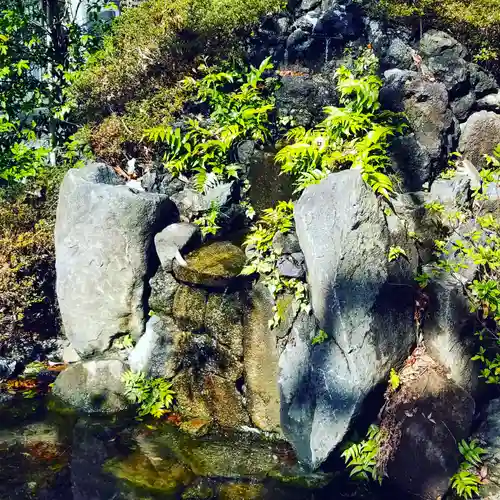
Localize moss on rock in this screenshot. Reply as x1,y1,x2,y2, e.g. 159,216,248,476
144,423,282,479
173,368,249,428
173,284,207,331
205,292,244,358
218,482,264,500
104,450,194,496
173,242,246,288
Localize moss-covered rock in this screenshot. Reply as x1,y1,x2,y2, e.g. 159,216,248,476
142,424,284,479
243,282,282,433
173,242,246,288
173,368,249,428
218,482,265,500
104,450,194,496
205,292,244,358
173,284,207,331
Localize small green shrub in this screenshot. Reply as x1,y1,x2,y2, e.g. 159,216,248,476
194,202,221,237
450,440,486,499
312,329,328,345
389,368,400,390
341,424,384,484
388,246,407,262
144,58,277,194
122,370,175,419
276,50,405,198
242,201,311,328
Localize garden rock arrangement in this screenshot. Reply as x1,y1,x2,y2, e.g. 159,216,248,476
51,1,500,498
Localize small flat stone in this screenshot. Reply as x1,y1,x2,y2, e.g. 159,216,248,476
154,223,200,271
277,255,305,279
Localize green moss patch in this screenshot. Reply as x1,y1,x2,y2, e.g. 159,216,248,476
173,242,246,288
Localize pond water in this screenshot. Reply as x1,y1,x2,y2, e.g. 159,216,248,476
0,393,386,500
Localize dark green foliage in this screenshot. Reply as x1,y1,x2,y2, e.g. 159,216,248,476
0,0,107,180
341,424,384,484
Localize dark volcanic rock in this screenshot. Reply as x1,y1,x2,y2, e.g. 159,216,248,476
282,170,415,469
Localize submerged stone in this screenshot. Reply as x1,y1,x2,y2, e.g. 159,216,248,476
104,450,194,496
146,424,281,479
173,242,246,288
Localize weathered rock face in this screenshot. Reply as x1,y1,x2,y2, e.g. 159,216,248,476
244,282,282,433
381,68,454,190
52,359,129,414
128,315,183,378
423,270,479,394
459,110,500,169
149,268,179,316
288,170,415,468
419,29,468,93
393,76,454,189
382,354,475,499
275,72,337,127
55,163,175,356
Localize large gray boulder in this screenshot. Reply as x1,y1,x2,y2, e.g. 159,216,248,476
52,359,129,414
286,171,415,468
459,110,500,169
55,163,175,356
